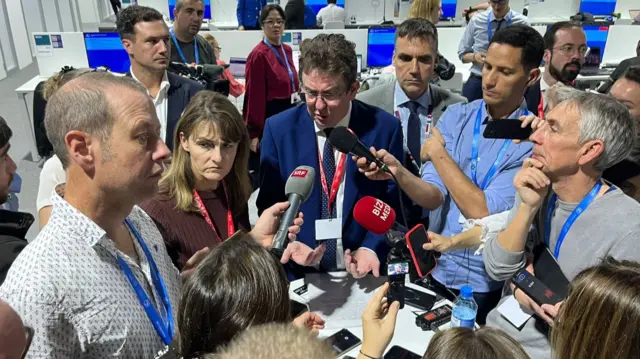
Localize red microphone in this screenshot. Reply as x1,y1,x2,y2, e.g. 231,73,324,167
353,196,408,235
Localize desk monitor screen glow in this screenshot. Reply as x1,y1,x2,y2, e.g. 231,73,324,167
579,0,617,15
367,28,396,68
441,0,456,19
307,0,345,15
84,33,130,73
229,57,247,78
583,25,609,61
168,0,211,20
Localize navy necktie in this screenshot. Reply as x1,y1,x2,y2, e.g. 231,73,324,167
319,129,338,271
496,19,505,31
406,101,422,165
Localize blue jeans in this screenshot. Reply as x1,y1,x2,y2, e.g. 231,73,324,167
462,74,484,103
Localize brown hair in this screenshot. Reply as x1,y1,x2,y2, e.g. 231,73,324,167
202,33,217,48
158,90,251,214
423,327,531,359
299,33,357,89
178,235,292,358
552,257,640,359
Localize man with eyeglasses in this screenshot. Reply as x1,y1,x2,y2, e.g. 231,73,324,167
458,0,530,102
524,21,586,118
257,34,404,278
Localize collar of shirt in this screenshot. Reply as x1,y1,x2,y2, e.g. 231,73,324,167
50,191,108,247
314,102,352,135
480,99,529,124
540,75,553,92
130,68,171,101
394,81,431,111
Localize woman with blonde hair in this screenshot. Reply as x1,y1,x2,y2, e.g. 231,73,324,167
552,257,640,359
202,34,246,98
408,0,442,24
423,327,530,359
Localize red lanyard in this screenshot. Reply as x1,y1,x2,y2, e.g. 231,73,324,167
192,182,235,243
317,141,347,213
538,90,545,120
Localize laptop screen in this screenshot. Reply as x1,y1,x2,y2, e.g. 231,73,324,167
84,32,130,73
229,57,247,78
583,25,609,63
579,0,617,15
441,0,457,19
367,28,396,68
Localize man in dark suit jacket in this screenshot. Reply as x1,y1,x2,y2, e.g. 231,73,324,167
117,5,203,150
258,34,404,277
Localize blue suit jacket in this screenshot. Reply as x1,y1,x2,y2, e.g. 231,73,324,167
257,100,405,261
237,0,266,28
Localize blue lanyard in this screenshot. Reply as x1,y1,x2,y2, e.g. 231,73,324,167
118,219,174,345
471,102,526,190
263,38,296,92
170,28,199,64
545,181,602,259
487,11,512,42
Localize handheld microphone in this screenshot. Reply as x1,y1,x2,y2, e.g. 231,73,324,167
271,166,316,258
353,196,408,235
328,127,392,175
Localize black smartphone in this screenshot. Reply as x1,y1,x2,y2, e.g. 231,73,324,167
404,287,437,311
387,262,409,309
326,329,361,357
511,268,563,306
291,300,308,318
483,119,532,140
384,345,422,359
405,225,438,278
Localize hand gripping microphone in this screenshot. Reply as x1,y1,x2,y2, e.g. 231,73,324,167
328,127,392,175
353,196,409,236
271,166,316,258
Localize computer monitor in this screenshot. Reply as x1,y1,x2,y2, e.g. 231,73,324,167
579,0,617,15
367,28,396,68
306,0,345,14
441,0,457,19
229,57,247,78
83,32,130,73
582,25,609,61
168,0,211,20
356,54,362,73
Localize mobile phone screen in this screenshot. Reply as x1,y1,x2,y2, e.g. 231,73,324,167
384,345,422,359
405,225,437,278
326,329,361,356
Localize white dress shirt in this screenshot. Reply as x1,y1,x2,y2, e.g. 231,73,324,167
36,155,66,211
130,68,171,142
0,193,182,358
314,103,351,269
316,3,348,26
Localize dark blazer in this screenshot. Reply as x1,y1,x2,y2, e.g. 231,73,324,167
126,71,204,150
285,0,305,29
524,79,542,116
0,210,32,286
257,100,405,261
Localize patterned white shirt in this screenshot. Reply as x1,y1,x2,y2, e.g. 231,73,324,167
0,192,182,358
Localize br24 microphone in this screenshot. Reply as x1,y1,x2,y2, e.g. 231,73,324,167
328,127,392,175
271,166,316,258
353,196,409,235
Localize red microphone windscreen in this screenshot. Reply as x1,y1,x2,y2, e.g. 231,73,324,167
353,196,397,235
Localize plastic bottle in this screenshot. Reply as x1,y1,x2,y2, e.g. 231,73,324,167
450,285,478,328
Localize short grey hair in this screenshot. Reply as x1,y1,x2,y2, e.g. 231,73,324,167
175,0,204,12
552,86,636,172
44,72,147,169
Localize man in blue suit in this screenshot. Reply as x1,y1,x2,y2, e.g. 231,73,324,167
257,34,404,277
237,0,266,30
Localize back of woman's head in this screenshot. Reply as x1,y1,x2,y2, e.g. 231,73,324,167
552,257,640,359
423,327,530,359
42,67,95,101
407,0,438,21
178,235,291,358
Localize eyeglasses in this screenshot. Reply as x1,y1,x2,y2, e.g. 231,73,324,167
301,88,346,103
553,45,589,57
263,19,284,27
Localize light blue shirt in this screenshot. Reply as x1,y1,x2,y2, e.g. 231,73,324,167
394,82,432,165
458,8,530,76
421,99,533,292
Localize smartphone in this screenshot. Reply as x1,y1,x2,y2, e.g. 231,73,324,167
326,329,361,357
511,268,563,306
384,345,422,359
291,300,309,318
405,225,438,278
483,119,532,140
387,262,409,309
404,287,437,311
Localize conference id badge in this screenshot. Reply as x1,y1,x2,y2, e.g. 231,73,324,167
315,218,342,241
291,93,301,105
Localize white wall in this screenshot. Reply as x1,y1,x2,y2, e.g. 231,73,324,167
138,0,171,16
603,25,640,64
42,0,62,32
6,0,31,69
58,0,77,32
0,2,16,72
615,0,638,19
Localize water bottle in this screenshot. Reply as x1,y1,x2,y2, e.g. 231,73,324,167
451,285,478,328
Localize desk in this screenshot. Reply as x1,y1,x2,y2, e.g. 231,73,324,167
15,75,47,162
289,272,454,358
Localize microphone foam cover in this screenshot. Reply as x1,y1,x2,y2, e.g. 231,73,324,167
284,166,316,202
353,196,397,235
328,127,358,154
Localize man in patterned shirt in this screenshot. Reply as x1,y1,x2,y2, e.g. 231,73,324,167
0,73,304,357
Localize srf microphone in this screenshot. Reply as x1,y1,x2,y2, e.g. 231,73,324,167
328,127,392,175
353,196,409,235
271,166,316,257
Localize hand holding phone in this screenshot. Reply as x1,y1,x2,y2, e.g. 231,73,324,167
360,283,401,359
405,225,438,278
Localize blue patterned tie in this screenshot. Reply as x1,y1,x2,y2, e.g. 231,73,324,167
319,129,338,271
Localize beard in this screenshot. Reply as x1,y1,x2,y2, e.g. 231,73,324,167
548,54,582,84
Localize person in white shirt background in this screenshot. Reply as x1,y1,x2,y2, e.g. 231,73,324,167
316,0,348,27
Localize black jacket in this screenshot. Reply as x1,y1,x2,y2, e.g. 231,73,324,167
285,0,305,29
0,210,33,286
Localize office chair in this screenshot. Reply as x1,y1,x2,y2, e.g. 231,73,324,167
323,21,345,29
33,81,53,158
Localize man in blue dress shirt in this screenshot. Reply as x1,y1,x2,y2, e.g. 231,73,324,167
356,25,543,324
458,0,529,102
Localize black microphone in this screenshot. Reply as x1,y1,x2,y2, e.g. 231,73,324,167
271,166,316,258
328,127,393,175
